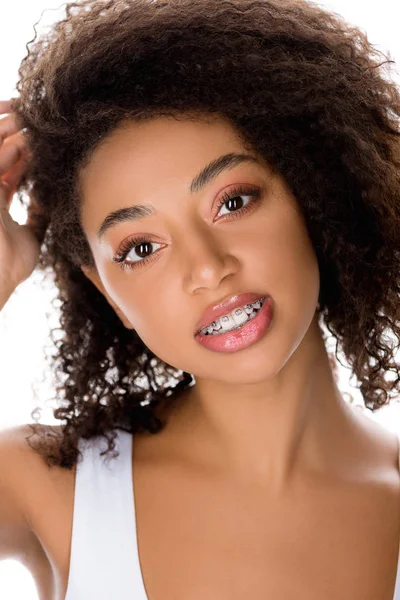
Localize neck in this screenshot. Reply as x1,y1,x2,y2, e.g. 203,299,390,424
167,315,363,493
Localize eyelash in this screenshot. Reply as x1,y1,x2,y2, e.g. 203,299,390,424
112,184,262,271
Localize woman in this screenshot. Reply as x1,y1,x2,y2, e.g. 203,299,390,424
0,0,399,598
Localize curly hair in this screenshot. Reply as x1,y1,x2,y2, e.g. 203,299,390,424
11,0,400,469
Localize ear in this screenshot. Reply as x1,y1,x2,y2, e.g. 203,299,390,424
80,264,134,330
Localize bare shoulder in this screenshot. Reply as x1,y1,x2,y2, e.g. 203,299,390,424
0,422,66,479
351,406,400,477
0,423,44,564
0,423,69,565
0,422,54,500
0,422,76,500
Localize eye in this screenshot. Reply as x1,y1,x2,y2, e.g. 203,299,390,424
215,184,261,220
113,183,262,271
113,234,162,271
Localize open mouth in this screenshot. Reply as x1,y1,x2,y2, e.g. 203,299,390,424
196,296,267,337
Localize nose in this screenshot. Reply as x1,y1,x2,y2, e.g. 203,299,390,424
181,227,239,293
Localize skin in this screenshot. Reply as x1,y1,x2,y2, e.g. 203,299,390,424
79,112,399,493
1,105,399,598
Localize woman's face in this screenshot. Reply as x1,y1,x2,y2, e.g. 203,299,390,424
79,114,320,384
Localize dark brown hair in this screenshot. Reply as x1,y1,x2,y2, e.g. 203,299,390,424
12,0,400,469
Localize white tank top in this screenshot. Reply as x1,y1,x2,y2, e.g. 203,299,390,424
64,428,400,600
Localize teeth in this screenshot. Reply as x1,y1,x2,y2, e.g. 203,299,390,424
200,296,266,335
244,304,255,315
220,307,248,332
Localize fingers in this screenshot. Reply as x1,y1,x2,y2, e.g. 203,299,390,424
2,152,29,195
0,113,21,147
0,98,31,210
0,130,27,177
0,99,15,114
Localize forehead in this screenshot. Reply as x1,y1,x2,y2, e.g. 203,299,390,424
78,114,256,221
81,114,246,183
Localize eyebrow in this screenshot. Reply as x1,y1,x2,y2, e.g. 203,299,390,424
97,152,259,240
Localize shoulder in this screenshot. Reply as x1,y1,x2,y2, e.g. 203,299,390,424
0,422,76,521
0,422,78,500
0,424,78,596
0,423,56,564
0,422,72,509
0,422,65,475
350,406,400,485
0,423,47,486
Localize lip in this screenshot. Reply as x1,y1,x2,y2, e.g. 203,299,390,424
194,292,268,335
195,295,273,353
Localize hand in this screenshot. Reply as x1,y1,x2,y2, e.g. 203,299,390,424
0,99,41,291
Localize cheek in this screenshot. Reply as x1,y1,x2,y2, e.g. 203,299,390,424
273,225,320,357
287,222,320,304
133,308,191,371
119,288,182,352
254,207,320,323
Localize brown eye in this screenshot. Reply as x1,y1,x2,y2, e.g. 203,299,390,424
113,236,162,271
214,184,261,220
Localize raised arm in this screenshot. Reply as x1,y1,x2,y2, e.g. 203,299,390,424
0,98,41,311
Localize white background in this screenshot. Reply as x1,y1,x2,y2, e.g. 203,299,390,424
0,1,400,598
